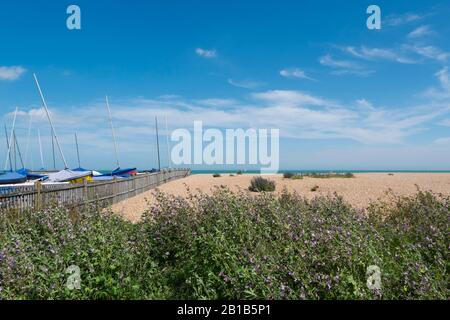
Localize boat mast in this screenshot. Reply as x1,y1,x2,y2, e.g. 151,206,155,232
165,115,171,169
13,130,25,169
4,125,13,171
105,95,120,169
3,107,18,171
155,116,161,171
24,114,33,168
33,73,68,169
75,132,81,168
51,131,56,169
12,130,16,170
37,129,45,170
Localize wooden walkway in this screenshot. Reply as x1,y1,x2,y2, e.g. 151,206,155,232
0,169,190,211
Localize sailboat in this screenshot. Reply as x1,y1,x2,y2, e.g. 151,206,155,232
97,96,136,179
0,108,27,185
13,130,47,181
33,74,92,184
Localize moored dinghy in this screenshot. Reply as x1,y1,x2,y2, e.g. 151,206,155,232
48,169,93,183
16,168,48,181
0,171,28,185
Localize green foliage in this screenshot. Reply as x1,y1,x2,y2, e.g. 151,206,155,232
249,177,276,192
0,205,168,300
212,173,221,178
283,172,295,179
1,190,448,300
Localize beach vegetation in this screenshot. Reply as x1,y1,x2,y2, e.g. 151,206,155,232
0,189,448,300
248,177,276,192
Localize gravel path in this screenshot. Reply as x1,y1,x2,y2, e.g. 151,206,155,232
110,173,450,222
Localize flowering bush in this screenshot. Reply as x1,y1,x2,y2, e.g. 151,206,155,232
0,205,167,299
248,177,276,192
0,189,448,299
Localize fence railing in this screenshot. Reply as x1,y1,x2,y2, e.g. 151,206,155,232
0,169,191,211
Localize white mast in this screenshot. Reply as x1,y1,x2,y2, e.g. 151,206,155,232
33,73,68,169
3,107,18,171
165,115,171,168
24,113,33,168
37,129,44,170
105,95,120,168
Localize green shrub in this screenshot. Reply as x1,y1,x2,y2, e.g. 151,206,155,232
144,189,449,299
1,189,448,300
283,172,295,179
0,205,168,300
248,176,276,192
212,173,221,178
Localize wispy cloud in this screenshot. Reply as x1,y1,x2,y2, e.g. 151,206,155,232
356,99,376,110
252,90,338,108
423,66,450,100
319,54,374,76
0,66,26,81
195,48,217,58
2,87,447,170
404,45,450,63
385,12,427,26
195,98,239,108
228,78,264,89
279,68,315,81
434,137,450,145
408,25,434,38
438,118,450,127
343,46,417,64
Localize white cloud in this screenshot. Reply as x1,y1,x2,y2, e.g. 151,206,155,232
434,137,450,145
438,119,450,127
3,83,449,170
385,12,426,26
227,78,264,89
408,25,434,38
252,90,337,108
404,45,450,63
319,55,374,76
423,67,450,100
279,68,315,81
195,48,217,58
195,98,238,107
344,46,417,64
0,66,26,80
356,99,375,110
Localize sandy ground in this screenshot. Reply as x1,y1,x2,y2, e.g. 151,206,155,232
110,173,450,222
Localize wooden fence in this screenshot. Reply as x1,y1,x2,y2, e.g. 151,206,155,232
0,169,190,212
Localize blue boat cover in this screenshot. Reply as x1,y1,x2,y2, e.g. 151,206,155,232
0,172,28,185
16,168,48,181
111,167,137,176
97,167,137,177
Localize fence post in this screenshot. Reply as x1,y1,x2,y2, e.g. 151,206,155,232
35,180,42,210
113,177,117,204
83,179,88,202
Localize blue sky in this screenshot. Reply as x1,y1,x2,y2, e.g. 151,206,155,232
1,0,450,170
